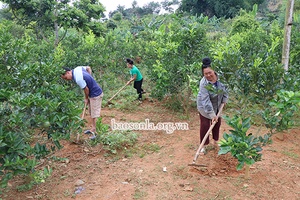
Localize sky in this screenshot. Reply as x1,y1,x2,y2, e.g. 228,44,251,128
0,1,174,16
100,0,168,15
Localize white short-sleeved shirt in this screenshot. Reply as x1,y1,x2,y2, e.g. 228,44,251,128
72,66,102,98
73,66,87,89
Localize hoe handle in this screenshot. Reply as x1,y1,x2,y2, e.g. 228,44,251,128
81,102,88,119
193,103,225,163
77,102,88,142
107,83,129,103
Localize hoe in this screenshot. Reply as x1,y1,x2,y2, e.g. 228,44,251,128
188,103,225,167
75,102,88,142
107,83,129,105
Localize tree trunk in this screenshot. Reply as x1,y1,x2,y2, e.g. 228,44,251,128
245,164,250,179
54,0,59,47
281,0,295,71
54,21,59,47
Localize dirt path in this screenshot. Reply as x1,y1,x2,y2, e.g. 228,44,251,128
2,100,300,200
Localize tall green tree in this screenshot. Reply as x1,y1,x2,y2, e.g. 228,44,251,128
1,0,106,45
139,1,161,15
109,0,169,19
178,0,265,18
178,0,212,17
161,0,180,13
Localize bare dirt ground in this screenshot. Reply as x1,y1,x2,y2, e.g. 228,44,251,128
2,99,300,200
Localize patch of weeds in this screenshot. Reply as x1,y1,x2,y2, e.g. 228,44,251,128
266,148,277,152
63,189,71,197
104,158,120,164
163,95,184,113
16,167,52,192
89,119,139,157
142,143,161,153
177,165,186,171
112,90,139,111
50,156,68,162
141,179,153,186
0,188,9,198
60,175,68,180
35,194,44,199
282,150,299,159
124,146,139,158
138,143,161,158
233,176,244,187
207,190,231,199
193,185,209,195
74,165,84,171
155,194,169,200
184,143,195,150
103,113,115,118
96,118,110,134
118,101,140,112
133,189,147,199
91,130,138,155
173,165,191,179
139,152,146,158
178,114,190,120
120,116,127,121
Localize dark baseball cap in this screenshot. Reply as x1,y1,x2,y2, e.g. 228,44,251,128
61,67,71,75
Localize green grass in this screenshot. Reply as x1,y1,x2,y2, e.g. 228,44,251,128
184,143,195,150
92,130,138,154
133,189,147,199
282,150,299,159
141,143,161,153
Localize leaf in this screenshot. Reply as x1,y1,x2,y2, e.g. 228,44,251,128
255,146,263,152
245,158,255,165
236,162,244,170
223,133,230,140
237,154,244,161
218,146,231,155
242,117,251,129
0,141,7,148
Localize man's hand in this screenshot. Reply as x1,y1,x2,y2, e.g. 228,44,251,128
86,66,92,75
83,87,89,102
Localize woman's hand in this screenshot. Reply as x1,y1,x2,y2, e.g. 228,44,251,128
212,116,218,123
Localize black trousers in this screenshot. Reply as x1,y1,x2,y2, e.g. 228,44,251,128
134,78,144,99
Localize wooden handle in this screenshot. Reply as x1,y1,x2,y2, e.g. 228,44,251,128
107,84,128,102
81,102,87,119
192,103,225,163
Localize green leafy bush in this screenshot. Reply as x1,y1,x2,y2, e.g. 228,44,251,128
219,116,270,174
0,20,85,188
16,167,52,192
262,90,300,134
144,16,209,100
